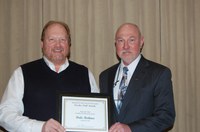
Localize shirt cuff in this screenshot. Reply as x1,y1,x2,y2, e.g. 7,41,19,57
31,120,45,132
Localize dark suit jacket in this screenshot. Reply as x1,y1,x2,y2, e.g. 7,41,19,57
99,55,175,132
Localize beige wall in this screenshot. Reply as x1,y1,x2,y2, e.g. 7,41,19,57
0,0,200,131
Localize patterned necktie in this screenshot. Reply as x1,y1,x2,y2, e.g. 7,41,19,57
117,66,128,113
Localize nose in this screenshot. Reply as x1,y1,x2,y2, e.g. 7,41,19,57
54,40,62,47
123,40,130,49
56,38,62,43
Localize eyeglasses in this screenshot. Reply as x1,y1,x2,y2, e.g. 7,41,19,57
115,37,136,45
46,37,68,44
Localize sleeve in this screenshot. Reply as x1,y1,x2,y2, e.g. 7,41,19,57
88,70,100,93
0,67,45,132
129,68,176,132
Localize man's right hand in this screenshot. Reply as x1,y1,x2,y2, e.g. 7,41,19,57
42,118,65,132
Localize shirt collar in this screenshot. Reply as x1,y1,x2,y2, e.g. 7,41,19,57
120,54,141,76
43,56,69,73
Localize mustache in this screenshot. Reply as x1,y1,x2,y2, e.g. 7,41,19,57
122,50,132,53
53,47,64,51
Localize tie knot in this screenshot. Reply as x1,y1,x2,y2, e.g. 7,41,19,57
123,67,128,75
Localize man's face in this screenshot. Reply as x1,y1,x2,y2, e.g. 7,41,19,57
115,24,144,66
41,24,70,65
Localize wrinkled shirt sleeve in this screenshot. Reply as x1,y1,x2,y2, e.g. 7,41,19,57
88,70,99,93
0,67,44,132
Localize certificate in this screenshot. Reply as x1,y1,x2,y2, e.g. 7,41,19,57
58,93,110,132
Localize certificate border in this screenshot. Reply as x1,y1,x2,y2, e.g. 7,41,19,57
58,93,110,132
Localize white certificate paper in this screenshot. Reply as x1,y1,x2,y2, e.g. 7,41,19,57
60,94,109,132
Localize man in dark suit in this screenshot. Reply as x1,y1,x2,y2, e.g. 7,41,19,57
99,23,175,132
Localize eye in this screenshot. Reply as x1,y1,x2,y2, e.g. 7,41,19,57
48,38,56,43
116,39,124,44
60,38,67,43
128,38,135,44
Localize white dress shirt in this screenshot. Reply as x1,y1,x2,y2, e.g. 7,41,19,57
113,54,141,106
0,57,99,132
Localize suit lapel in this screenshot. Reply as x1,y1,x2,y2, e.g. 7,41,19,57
107,64,120,120
108,64,119,94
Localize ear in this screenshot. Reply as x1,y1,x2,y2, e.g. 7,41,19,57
140,36,144,48
40,41,44,48
140,36,144,52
